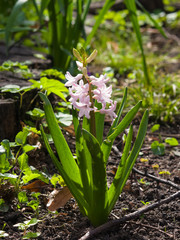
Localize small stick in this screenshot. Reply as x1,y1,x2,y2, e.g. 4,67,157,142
132,167,180,190
131,221,173,239
79,190,180,240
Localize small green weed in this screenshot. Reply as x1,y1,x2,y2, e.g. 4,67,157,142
14,218,41,239
150,124,179,156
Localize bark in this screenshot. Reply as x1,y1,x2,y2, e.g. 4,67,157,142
0,99,19,141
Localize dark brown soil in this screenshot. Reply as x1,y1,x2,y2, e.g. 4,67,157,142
0,28,180,240
0,122,179,240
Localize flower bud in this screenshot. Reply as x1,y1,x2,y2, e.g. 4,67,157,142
82,67,88,78
73,48,83,62
86,49,98,64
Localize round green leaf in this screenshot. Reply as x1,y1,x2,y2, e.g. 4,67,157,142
165,137,178,146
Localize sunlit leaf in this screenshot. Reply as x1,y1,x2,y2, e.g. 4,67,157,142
0,84,21,93
18,153,29,172
50,174,66,188
0,173,18,179
15,128,29,146
22,232,41,239
14,218,41,230
18,191,28,203
55,112,73,127
23,144,37,153
165,137,178,146
151,124,160,133
26,108,45,119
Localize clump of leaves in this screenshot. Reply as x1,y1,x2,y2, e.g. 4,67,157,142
0,127,49,194
0,63,68,113
14,218,41,239
40,69,65,80
0,60,33,78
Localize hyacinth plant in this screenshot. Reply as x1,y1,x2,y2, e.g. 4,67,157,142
39,48,148,227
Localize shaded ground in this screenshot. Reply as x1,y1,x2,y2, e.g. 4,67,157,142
0,122,179,240
0,27,180,239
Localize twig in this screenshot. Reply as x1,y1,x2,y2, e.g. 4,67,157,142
112,213,174,238
131,221,174,239
79,190,180,240
132,167,180,190
147,131,180,139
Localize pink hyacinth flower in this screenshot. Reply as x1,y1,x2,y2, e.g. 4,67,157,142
76,61,83,71
74,95,92,119
100,101,117,120
93,85,113,108
90,74,109,87
65,72,83,87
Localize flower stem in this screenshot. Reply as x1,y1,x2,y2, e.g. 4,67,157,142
89,83,96,137
82,63,96,137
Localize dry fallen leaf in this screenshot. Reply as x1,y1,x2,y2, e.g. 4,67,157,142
123,180,132,193
47,187,72,211
107,166,118,176
21,180,47,192
27,132,40,145
62,124,75,136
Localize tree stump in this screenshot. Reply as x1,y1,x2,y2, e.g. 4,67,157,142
0,99,19,141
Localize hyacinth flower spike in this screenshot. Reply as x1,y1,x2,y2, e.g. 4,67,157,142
40,48,148,227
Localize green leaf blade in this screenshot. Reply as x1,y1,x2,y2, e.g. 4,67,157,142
5,0,28,51
82,129,109,226
101,101,142,164
39,92,80,185
108,110,148,214
40,124,89,215
108,124,133,213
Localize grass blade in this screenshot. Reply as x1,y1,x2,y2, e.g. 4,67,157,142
84,0,115,47
40,0,50,23
124,0,150,86
82,0,92,22
136,0,167,38
5,0,28,52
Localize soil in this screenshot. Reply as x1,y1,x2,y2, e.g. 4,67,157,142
0,28,180,239
0,122,179,240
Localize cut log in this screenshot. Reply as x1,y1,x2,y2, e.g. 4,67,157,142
0,99,19,141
